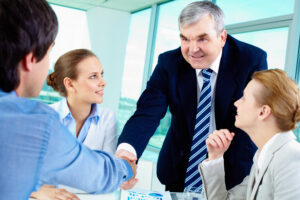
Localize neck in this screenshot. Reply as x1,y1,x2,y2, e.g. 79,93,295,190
247,124,280,151
67,97,91,123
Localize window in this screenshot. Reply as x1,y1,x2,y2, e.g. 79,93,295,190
35,5,91,104
118,9,151,136
217,0,295,25
232,27,289,70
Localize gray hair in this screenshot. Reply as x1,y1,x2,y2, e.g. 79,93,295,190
179,1,225,35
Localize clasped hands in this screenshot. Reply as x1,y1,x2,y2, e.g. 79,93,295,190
115,149,138,190
206,129,235,161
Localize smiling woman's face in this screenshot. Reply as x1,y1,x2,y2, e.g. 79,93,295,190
70,56,106,104
234,79,263,133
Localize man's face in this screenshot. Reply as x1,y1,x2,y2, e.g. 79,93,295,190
180,14,226,69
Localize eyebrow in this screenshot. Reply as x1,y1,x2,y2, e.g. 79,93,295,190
180,33,209,39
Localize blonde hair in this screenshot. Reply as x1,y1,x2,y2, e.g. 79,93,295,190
47,49,96,96
252,69,300,131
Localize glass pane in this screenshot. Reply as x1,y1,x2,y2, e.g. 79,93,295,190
217,0,295,25
152,0,196,71
118,9,151,135
232,27,289,70
35,5,91,104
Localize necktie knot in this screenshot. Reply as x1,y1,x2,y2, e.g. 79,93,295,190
202,68,213,82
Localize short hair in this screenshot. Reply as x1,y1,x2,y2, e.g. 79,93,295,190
179,1,225,35
252,69,300,131
0,0,58,92
47,49,97,97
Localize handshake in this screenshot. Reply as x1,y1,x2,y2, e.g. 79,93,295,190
115,149,138,190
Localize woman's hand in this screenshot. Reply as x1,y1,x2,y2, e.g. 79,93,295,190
30,184,80,200
206,129,235,161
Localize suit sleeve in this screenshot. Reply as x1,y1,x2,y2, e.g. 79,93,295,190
199,159,248,200
118,54,169,158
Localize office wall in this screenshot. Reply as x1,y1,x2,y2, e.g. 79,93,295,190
86,7,130,111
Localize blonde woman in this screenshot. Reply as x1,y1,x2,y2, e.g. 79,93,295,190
199,69,300,200
31,49,117,200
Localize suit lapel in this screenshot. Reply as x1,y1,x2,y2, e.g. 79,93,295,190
215,43,238,128
177,57,198,140
249,154,273,200
248,132,296,200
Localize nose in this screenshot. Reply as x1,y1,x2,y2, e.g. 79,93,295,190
99,76,106,87
190,40,200,53
234,98,240,108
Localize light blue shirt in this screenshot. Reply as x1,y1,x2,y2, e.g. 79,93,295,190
51,98,117,154
0,90,133,200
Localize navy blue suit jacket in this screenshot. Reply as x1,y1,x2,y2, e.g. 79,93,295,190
118,35,268,191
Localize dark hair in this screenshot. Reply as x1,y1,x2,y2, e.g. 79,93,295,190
47,49,97,97
0,0,58,92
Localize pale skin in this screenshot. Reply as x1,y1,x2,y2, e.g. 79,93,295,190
20,52,137,199
206,79,281,160
116,14,227,190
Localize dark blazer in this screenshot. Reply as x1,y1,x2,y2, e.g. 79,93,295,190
118,35,268,191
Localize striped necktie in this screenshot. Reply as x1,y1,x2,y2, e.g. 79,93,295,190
184,68,213,192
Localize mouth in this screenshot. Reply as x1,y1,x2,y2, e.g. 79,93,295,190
189,54,205,61
95,90,104,95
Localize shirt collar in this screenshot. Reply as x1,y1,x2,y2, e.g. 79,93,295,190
0,89,18,98
196,50,222,76
255,130,295,171
59,98,100,123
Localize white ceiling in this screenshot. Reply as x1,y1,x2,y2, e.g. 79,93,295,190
47,0,174,12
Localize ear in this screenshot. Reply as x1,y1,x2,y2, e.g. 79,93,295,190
220,30,227,47
21,52,36,72
63,77,75,93
258,105,272,121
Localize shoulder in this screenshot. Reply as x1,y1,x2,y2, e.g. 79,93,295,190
271,139,300,170
158,47,184,65
49,98,65,111
1,95,57,117
97,106,116,121
226,34,267,58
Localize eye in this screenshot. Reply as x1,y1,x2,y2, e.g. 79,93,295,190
181,37,189,42
89,75,96,79
199,38,207,42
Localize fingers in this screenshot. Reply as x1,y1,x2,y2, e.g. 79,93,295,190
206,129,235,160
55,189,80,200
120,178,139,190
115,149,137,162
208,129,234,149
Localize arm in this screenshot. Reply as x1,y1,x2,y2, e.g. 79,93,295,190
38,115,136,194
200,130,248,200
117,53,169,158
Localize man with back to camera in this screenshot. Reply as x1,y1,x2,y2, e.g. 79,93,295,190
0,0,137,199
117,1,268,192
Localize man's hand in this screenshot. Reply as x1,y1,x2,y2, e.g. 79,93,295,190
115,149,138,190
206,129,235,161
30,185,79,200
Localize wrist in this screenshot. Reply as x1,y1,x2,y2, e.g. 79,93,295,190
208,153,223,161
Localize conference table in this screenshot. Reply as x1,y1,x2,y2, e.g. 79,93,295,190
72,190,185,200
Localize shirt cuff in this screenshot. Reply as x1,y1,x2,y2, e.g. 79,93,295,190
117,143,137,157
201,156,223,168
122,159,134,181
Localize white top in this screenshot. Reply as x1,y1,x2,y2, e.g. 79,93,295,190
50,98,117,154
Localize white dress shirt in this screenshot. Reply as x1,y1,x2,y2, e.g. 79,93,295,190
117,51,223,156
